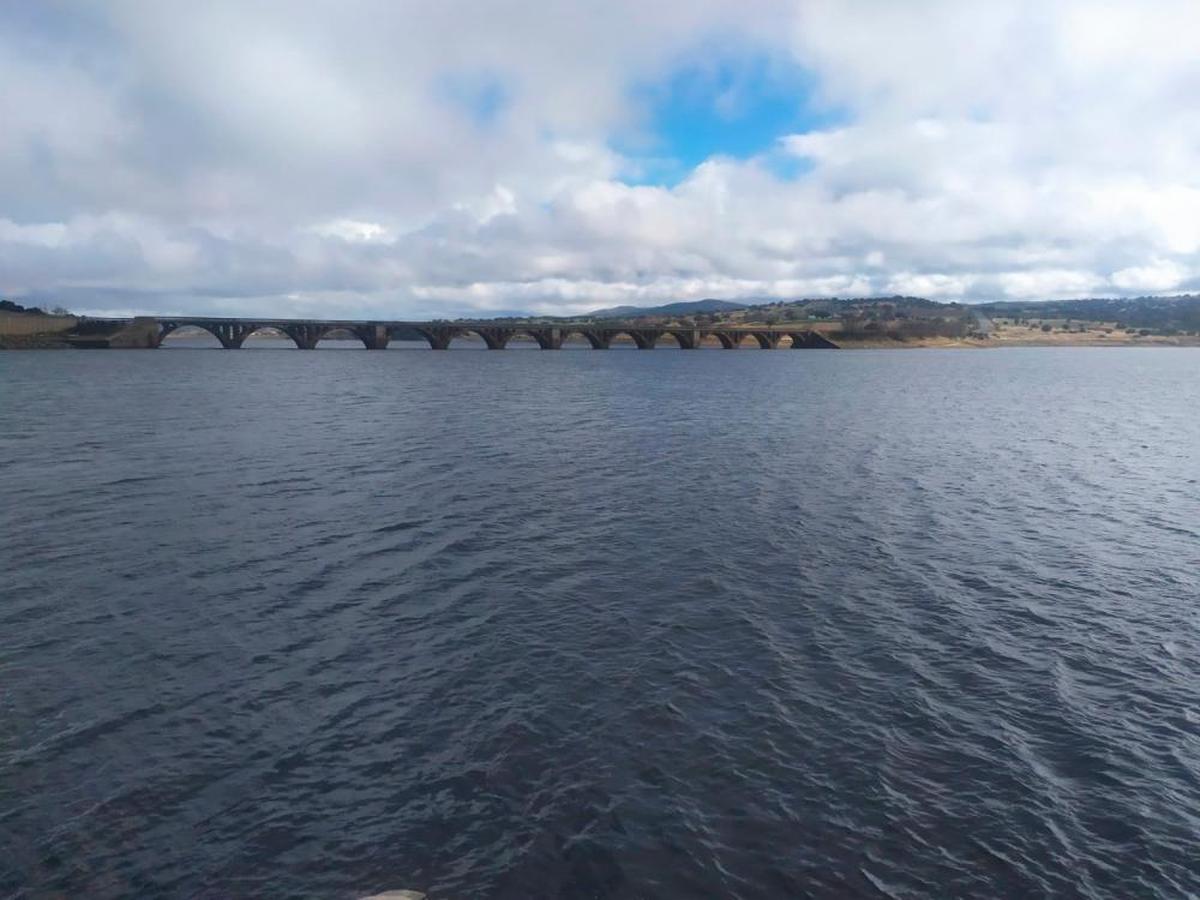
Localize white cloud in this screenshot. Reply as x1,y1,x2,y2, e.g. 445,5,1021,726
1111,259,1188,292
311,220,393,243
2,0,1199,317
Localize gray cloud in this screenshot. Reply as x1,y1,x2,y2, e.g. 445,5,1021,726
2,0,1199,317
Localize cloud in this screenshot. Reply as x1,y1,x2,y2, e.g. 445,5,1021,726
1,0,1199,317
1111,259,1187,293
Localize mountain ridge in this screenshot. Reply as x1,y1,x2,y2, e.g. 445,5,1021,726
585,299,746,319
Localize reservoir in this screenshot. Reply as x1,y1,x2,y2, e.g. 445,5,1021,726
2,346,1198,897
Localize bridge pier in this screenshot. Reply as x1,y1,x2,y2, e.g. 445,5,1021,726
708,331,740,349
282,324,324,350
415,326,460,350
155,319,253,348
667,328,701,349
787,331,839,349
214,322,256,349
629,329,659,350
356,325,390,350
530,327,563,349
752,331,784,350
474,326,515,350
578,330,611,349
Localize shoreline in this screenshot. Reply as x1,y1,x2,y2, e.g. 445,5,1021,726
6,336,1199,350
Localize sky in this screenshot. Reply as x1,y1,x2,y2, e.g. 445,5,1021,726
2,0,1200,319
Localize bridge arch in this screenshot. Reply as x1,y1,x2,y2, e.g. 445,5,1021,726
455,325,566,350
412,326,449,349
660,329,699,349
243,325,303,349
412,325,498,350
567,328,658,349
704,331,745,349
319,326,360,346
709,331,780,349
751,331,784,349
301,325,390,349
626,329,661,350
157,322,222,347
447,327,498,349
468,326,515,350
559,329,609,349
159,320,285,349
603,329,642,349
513,327,560,349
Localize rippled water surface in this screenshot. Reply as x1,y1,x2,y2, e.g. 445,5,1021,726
2,345,1199,898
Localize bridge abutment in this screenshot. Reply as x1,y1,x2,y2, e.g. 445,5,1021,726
787,331,839,349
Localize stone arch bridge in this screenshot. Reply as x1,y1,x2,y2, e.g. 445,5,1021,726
143,317,839,350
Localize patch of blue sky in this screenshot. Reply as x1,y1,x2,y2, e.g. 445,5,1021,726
437,70,509,127
616,52,841,186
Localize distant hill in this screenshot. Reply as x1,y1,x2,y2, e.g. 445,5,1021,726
586,299,747,319
975,294,1200,331
581,293,1200,333
0,299,48,315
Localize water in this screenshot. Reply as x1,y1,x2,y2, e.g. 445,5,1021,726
2,345,1198,898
